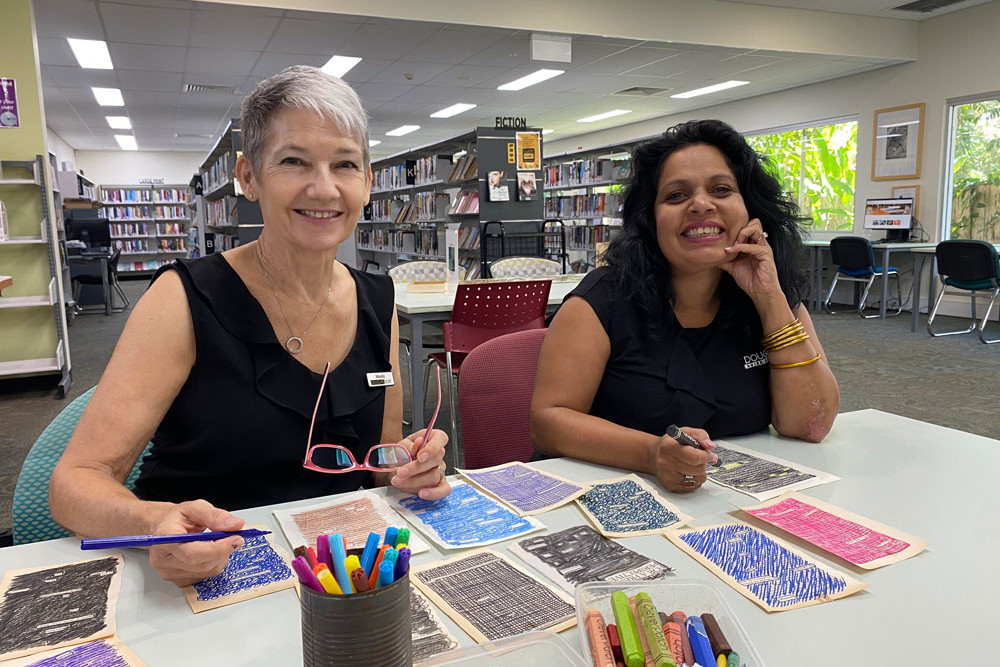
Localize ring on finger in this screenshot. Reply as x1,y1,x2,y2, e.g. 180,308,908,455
683,474,696,487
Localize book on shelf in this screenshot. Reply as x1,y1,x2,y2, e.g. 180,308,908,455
448,154,478,182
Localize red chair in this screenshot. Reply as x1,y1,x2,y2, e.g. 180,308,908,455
423,279,552,467
458,328,547,469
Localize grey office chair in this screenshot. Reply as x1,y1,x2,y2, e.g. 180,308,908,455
927,239,1000,343
823,237,902,318
72,248,129,314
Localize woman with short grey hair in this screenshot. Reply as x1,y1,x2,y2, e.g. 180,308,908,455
51,66,451,586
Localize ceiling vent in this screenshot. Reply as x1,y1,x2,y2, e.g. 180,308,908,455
174,132,214,139
891,0,967,12
182,83,237,94
614,86,670,97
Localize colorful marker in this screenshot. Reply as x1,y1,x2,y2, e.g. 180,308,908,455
584,610,616,667
360,531,381,576
701,614,732,659
350,567,371,593
611,591,644,667
369,544,391,589
393,546,411,580
317,534,333,571
717,655,726,667
382,547,399,569
376,561,394,588
344,554,362,581
293,545,308,561
726,650,740,667
314,565,343,595
395,528,410,548
328,533,354,594
635,593,675,667
384,527,398,547
291,556,323,593
686,616,715,667
305,546,319,569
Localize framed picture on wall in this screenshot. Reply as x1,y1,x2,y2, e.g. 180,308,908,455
891,185,920,219
871,103,925,181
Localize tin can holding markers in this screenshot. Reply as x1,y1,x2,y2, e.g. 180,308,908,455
300,548,412,667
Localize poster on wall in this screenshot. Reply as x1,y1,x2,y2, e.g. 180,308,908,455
515,132,540,170
0,78,20,128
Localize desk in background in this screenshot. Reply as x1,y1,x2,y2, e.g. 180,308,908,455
1,409,996,665
394,274,584,430
68,251,112,316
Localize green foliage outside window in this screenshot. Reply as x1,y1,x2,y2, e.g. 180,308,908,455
746,121,857,231
950,100,1000,242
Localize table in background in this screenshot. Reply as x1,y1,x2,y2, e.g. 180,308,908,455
871,241,935,320
68,251,112,316
1,409,995,665
802,239,830,312
394,274,584,430
0,274,12,295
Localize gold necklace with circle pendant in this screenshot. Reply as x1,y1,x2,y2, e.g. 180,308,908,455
256,241,334,354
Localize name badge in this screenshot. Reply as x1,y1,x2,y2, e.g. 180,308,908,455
367,371,395,387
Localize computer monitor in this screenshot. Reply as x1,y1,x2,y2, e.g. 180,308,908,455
66,218,111,249
863,197,914,242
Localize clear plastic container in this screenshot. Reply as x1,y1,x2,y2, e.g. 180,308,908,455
574,579,766,667
418,630,587,666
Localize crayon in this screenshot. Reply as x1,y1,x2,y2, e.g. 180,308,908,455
384,527,398,547
329,533,354,594
305,546,319,569
670,611,695,667
376,561,394,588
291,556,323,593
607,624,624,663
394,547,411,580
661,614,686,667
585,610,616,667
360,531,381,576
317,534,333,571
635,593,675,667
315,565,343,595
395,528,410,547
726,651,740,667
369,544,391,589
350,566,371,593
628,596,653,667
701,614,732,659
610,591,644,667
685,616,715,667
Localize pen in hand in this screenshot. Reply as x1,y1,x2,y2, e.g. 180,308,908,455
80,528,269,550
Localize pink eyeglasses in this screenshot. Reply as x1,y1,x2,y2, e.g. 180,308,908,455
302,363,442,473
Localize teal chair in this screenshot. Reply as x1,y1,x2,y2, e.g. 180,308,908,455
12,387,152,545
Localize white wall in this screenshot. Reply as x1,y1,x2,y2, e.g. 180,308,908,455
46,128,75,172
73,150,202,186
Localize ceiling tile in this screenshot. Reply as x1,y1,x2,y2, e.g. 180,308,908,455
424,64,516,89
44,65,119,88
340,58,394,84
460,34,533,68
189,9,280,49
367,61,453,87
250,53,328,78
98,2,192,47
573,46,685,75
33,0,104,39
353,81,413,103
108,42,187,72
406,26,512,64
183,47,259,77
625,49,738,77
266,18,362,55
37,38,79,67
115,69,184,93
339,23,443,60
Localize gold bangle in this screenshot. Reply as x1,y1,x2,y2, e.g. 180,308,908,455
766,333,811,353
770,352,822,369
761,319,802,344
764,329,809,350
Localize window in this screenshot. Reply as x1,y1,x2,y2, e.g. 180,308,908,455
746,119,857,232
946,96,1000,242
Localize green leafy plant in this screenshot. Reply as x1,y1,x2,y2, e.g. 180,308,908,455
950,100,1000,242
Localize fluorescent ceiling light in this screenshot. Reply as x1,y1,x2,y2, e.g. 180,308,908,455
497,69,564,91
321,55,362,78
385,125,420,137
92,87,124,106
430,103,477,119
115,134,137,150
106,116,131,130
67,38,113,69
577,109,632,123
368,139,381,147
671,80,749,99
541,129,554,135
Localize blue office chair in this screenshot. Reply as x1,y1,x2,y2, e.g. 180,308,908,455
823,236,902,318
927,239,1000,343
12,386,152,544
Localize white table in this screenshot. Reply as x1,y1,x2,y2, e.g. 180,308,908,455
2,409,996,665
394,275,584,430
871,241,936,320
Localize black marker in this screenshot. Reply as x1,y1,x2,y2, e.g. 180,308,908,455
665,424,707,451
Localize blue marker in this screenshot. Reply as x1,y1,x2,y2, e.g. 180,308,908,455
328,532,353,594
686,616,715,667
393,547,411,580
382,547,399,569
383,527,398,547
376,561,394,588
360,531,381,576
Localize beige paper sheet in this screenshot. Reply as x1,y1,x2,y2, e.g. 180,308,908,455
410,549,577,644
4,636,146,666
183,524,296,613
740,491,928,569
457,461,590,516
666,522,867,612
574,473,692,538
0,554,124,662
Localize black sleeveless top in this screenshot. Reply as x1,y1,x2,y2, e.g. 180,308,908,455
132,254,395,511
569,267,772,439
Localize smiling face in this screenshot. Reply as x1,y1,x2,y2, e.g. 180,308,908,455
238,107,371,251
654,143,750,275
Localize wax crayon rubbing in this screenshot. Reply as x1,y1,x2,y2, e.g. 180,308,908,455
19,639,130,667
744,497,909,564
397,483,539,547
708,445,815,493
679,524,848,608
290,496,384,550
578,479,682,533
0,557,120,657
193,534,294,601
410,588,458,662
461,463,585,513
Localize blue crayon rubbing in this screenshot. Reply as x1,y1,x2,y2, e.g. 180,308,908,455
463,463,584,513
679,524,848,608
397,483,537,546
578,479,681,533
193,534,294,601
22,639,128,667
